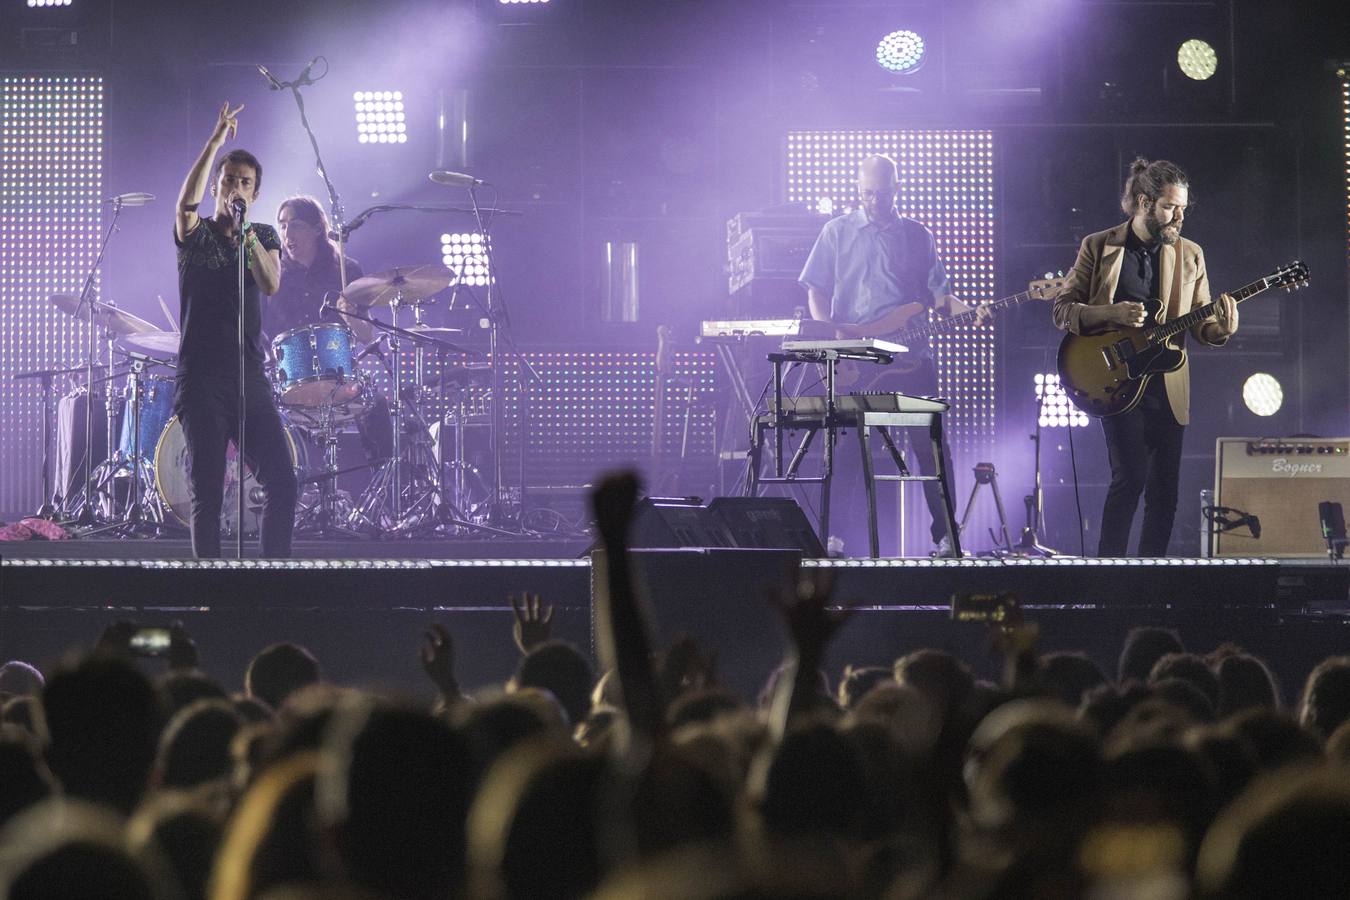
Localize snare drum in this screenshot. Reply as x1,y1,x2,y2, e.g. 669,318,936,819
154,414,312,536
118,375,176,462
271,323,367,419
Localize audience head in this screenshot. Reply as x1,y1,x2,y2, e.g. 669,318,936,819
41,653,162,815
1040,651,1108,708
0,661,43,699
1150,652,1221,711
127,793,224,900
1297,656,1350,739
837,665,893,710
1118,626,1184,684
245,644,321,713
0,725,54,830
1215,653,1280,718
511,640,593,728
158,671,228,718
0,799,174,900
156,699,245,790
318,697,475,900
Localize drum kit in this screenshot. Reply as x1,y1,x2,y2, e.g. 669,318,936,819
32,262,502,541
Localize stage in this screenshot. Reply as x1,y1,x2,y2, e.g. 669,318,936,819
3,542,1347,703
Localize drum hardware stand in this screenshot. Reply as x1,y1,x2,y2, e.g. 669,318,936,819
293,397,366,538
956,462,1014,556
81,357,163,537
12,366,84,519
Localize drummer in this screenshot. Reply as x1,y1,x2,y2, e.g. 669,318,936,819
268,195,391,462
267,195,372,342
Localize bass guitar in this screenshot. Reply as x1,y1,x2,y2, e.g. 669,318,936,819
834,276,1067,388
1056,260,1308,418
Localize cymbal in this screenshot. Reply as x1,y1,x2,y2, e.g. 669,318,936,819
49,293,159,335
119,330,181,358
343,265,454,308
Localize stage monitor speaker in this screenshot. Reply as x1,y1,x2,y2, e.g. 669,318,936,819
708,496,825,557
629,498,736,550
1214,437,1350,557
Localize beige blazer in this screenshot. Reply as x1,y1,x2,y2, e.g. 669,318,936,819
1052,221,1226,425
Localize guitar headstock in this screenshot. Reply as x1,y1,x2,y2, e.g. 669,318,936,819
1268,260,1310,292
1027,272,1067,300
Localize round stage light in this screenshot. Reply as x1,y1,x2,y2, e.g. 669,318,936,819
1242,373,1283,416
1177,39,1218,81
875,30,925,75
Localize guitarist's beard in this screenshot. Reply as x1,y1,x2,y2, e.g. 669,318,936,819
1144,211,1182,245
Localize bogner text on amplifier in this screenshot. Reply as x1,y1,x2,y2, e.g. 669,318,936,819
1214,438,1350,557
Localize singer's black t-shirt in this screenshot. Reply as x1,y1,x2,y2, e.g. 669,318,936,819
173,216,281,382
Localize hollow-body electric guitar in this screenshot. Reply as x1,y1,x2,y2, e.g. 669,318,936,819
834,276,1066,388
1056,260,1309,418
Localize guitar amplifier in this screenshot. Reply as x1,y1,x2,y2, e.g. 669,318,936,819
1213,437,1350,557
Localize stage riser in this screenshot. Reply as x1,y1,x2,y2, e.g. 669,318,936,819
3,554,1346,703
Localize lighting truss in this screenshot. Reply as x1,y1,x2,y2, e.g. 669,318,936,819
0,75,103,513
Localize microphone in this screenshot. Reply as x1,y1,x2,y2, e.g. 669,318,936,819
295,56,321,87
230,197,247,223
106,192,156,207
356,334,389,361
256,64,284,91
429,170,487,188
1243,513,1261,540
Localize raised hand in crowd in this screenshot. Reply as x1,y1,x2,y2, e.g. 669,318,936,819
510,592,554,655
764,566,852,732
590,470,665,743
420,623,464,709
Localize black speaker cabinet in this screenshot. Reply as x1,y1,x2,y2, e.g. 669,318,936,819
708,496,825,556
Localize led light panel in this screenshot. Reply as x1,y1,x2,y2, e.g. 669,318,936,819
785,130,996,456
0,75,103,513
1034,373,1088,428
353,90,407,145
439,232,492,288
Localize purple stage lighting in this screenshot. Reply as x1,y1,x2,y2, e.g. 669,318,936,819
1035,374,1088,428
353,90,406,145
875,29,925,74
440,233,491,288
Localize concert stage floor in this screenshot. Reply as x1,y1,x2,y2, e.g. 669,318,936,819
3,547,1347,702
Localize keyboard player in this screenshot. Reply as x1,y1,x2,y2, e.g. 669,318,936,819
798,154,986,555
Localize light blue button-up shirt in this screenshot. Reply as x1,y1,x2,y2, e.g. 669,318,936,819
798,209,950,339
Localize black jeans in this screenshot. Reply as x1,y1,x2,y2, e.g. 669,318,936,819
1097,377,1185,557
175,373,298,558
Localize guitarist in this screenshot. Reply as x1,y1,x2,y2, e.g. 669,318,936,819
1052,157,1238,557
798,154,985,555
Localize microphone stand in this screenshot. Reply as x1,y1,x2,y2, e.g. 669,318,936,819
235,202,248,559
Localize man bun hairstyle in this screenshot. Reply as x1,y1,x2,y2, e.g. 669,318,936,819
1120,157,1188,216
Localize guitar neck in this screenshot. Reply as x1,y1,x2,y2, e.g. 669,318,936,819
1149,275,1272,340
895,288,1038,341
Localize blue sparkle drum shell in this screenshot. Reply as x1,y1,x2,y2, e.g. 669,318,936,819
270,322,367,417
117,375,176,462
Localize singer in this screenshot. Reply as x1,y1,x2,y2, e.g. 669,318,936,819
172,101,297,558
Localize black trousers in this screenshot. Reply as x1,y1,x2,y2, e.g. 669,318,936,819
175,373,298,558
1097,377,1185,557
832,358,956,552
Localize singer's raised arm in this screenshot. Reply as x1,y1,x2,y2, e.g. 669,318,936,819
175,102,242,243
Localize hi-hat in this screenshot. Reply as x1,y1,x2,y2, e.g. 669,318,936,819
342,265,455,308
119,331,181,358
49,293,159,335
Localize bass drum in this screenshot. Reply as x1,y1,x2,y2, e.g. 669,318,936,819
153,415,313,536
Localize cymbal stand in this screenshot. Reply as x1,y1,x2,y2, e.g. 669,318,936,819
1011,374,1058,557
295,395,365,537
82,356,159,536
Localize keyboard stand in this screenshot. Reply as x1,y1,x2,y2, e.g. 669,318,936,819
747,348,961,558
